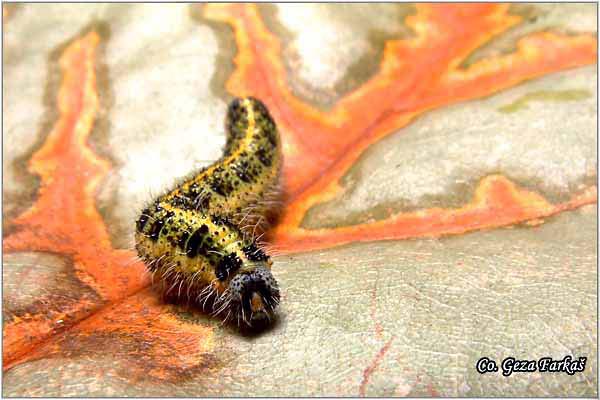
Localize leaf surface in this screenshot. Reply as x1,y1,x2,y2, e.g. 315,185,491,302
3,3,597,396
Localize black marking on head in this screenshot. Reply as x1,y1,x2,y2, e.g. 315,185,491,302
216,253,243,281
227,266,280,325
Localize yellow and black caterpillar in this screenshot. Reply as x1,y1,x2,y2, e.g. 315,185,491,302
135,97,282,326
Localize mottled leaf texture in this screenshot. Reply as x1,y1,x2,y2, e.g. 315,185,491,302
3,3,597,396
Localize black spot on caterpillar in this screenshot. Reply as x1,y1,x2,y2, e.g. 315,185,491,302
135,97,282,326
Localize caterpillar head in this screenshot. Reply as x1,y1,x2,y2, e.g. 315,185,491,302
226,265,280,326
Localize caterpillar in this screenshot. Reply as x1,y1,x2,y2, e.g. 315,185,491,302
135,97,282,327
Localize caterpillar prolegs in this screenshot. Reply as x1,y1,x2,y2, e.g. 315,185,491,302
135,97,282,326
